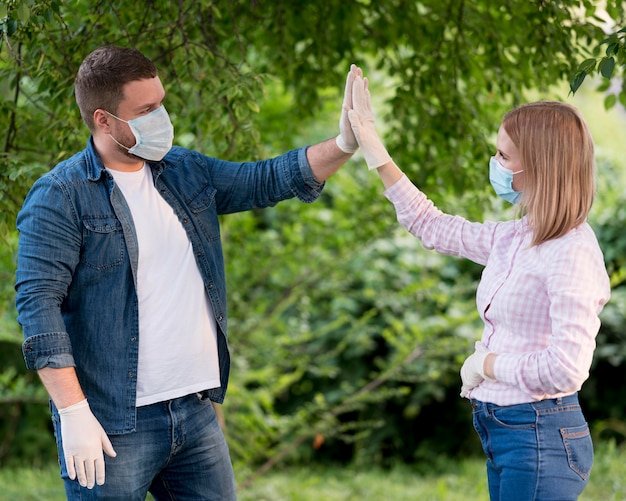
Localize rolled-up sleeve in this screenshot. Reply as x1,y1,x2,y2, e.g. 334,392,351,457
294,147,325,203
22,332,75,370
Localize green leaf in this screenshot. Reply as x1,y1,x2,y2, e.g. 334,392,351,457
579,58,598,73
600,35,617,45
604,93,617,110
599,57,616,79
17,1,31,22
6,18,17,36
606,42,620,56
246,100,260,113
570,70,587,95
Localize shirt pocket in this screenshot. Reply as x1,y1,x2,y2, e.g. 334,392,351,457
81,216,125,270
186,186,219,242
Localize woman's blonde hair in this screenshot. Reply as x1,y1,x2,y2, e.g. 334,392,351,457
502,101,595,246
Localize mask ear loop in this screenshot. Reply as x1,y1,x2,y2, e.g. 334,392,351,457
104,110,130,124
102,110,136,152
109,133,132,152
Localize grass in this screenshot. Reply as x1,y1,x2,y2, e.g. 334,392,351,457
236,458,489,501
2,441,625,501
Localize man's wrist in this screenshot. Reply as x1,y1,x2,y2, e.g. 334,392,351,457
335,134,357,154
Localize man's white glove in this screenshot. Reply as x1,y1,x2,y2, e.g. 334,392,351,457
58,399,117,489
347,76,392,170
335,64,360,154
460,341,493,398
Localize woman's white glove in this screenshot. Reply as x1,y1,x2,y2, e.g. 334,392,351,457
58,399,117,489
460,341,493,398
335,64,361,154
347,76,392,169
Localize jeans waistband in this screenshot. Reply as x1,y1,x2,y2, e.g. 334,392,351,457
471,392,579,411
138,391,204,410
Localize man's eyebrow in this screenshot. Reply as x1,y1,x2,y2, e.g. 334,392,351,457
131,94,166,112
133,101,159,111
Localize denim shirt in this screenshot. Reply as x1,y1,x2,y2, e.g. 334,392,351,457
15,137,324,433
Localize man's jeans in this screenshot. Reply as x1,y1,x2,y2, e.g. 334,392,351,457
471,393,592,501
54,392,237,500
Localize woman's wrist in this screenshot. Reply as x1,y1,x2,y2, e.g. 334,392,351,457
483,353,497,380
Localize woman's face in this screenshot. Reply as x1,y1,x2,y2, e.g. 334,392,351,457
495,125,524,192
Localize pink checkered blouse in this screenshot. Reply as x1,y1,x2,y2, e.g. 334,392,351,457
385,175,611,406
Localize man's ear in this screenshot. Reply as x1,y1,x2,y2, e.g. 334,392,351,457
93,109,112,133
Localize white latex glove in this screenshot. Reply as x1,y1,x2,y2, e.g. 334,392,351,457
347,75,392,170
58,399,117,489
335,64,361,154
460,341,492,398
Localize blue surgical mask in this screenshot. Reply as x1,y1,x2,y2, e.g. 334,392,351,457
107,106,174,161
489,156,523,204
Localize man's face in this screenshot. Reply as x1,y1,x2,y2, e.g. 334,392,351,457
101,76,167,159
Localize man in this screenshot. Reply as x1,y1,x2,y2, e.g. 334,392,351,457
15,45,361,500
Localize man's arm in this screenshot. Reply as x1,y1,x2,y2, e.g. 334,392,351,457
38,366,86,408
306,138,355,182
306,64,363,182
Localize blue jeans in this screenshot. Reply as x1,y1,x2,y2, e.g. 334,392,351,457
55,392,237,500
471,393,593,501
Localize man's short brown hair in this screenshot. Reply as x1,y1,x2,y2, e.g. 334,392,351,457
75,46,158,132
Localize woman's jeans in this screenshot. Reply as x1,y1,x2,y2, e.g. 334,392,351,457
55,392,237,500
471,393,592,501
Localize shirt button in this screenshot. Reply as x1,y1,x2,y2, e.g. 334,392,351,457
131,336,137,342
128,372,134,378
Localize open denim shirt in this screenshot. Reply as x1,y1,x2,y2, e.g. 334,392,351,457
15,138,324,433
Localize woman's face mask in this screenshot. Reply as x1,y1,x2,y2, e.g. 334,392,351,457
107,106,174,161
489,156,523,204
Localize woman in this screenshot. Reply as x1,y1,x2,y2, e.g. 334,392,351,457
348,75,611,500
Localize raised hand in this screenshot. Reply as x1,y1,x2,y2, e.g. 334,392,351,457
336,64,363,154
348,75,392,169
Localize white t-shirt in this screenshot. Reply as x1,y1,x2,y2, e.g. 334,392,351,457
108,164,220,407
